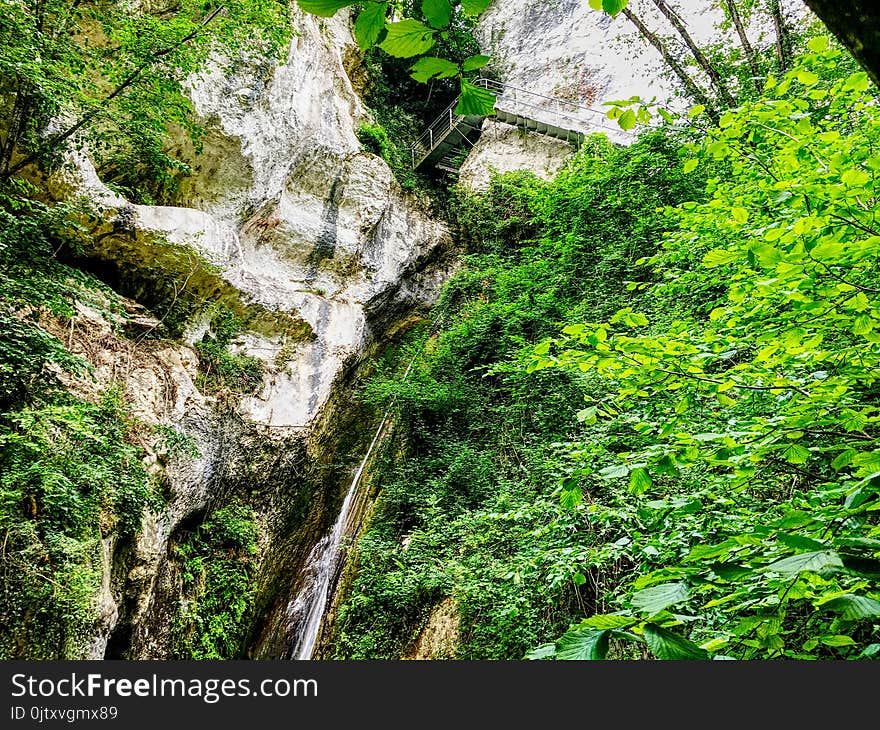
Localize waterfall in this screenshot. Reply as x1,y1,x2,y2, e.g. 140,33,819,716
287,356,419,660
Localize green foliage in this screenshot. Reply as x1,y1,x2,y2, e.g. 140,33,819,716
1,0,290,202
332,132,704,659
531,39,880,660
172,502,258,659
195,308,264,395
357,123,395,162
299,0,497,116
0,388,159,658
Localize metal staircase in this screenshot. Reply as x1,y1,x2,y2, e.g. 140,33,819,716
409,78,620,173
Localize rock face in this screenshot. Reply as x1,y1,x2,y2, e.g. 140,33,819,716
459,0,805,187
46,7,452,658
458,122,576,191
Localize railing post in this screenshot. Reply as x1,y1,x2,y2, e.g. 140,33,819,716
429,128,433,150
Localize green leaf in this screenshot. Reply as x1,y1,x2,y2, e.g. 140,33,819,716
853,315,874,336
589,0,603,9
525,643,556,660
702,249,738,267
354,2,388,49
297,0,358,17
455,79,496,116
764,550,843,575
807,36,829,52
556,627,609,660
820,634,856,647
462,54,491,72
631,582,689,615
844,72,870,93
582,614,637,629
379,19,436,57
688,105,706,118
560,484,583,509
683,158,699,174
410,56,459,83
460,0,491,15
777,533,826,552
796,70,819,86
618,109,637,131
783,443,811,465
628,466,652,495
820,594,880,621
643,624,708,660
602,0,629,16
421,0,452,29
832,449,858,471
599,463,629,479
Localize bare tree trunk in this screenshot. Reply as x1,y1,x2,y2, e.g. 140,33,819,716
622,7,719,122
651,0,737,107
803,0,880,88
722,0,760,86
769,0,793,72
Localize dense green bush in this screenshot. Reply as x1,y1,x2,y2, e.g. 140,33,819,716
172,502,259,659
331,130,705,658
195,308,264,395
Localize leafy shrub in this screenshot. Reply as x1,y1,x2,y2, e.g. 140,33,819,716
195,308,264,395
172,503,258,659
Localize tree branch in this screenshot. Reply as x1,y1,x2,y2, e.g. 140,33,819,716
3,5,226,181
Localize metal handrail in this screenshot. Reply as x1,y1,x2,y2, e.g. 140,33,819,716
409,77,625,169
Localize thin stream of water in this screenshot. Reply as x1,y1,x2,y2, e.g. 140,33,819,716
288,357,418,660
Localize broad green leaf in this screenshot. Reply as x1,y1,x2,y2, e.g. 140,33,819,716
853,315,874,336
686,539,739,562
643,624,708,660
629,466,652,495
844,72,870,92
297,0,358,17
796,70,819,86
731,207,749,224
783,443,811,465
379,19,436,57
556,627,609,660
820,594,880,620
832,449,858,471
618,109,637,131
421,0,451,29
582,614,637,629
589,0,603,9
455,79,496,115
807,36,828,52
599,463,629,479
764,550,843,575
702,249,738,267
410,56,459,83
525,643,556,660
820,635,856,647
354,2,388,49
777,533,825,552
688,105,706,118
683,158,699,174
462,54,491,72
460,0,491,15
842,168,871,187
631,582,689,615
602,0,629,16
560,484,583,508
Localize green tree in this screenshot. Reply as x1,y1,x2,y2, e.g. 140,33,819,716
534,37,880,659
1,0,289,200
